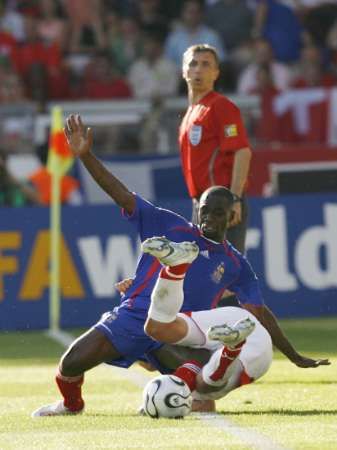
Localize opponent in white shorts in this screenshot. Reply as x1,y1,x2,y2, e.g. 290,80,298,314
118,235,328,404
176,306,272,400
117,237,273,401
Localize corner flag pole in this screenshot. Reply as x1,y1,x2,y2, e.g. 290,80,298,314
47,106,74,333
49,166,62,332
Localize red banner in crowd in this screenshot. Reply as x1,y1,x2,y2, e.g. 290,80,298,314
256,87,337,146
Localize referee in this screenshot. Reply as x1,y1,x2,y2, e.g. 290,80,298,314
179,44,251,255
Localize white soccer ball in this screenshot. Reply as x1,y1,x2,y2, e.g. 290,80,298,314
142,374,192,419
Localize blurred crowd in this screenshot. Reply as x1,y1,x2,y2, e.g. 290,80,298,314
0,0,337,108
1,0,337,207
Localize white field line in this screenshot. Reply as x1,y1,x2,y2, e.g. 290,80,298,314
111,366,291,450
46,329,75,347
199,414,290,450
48,330,291,450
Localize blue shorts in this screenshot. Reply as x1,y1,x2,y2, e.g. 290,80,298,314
94,305,163,369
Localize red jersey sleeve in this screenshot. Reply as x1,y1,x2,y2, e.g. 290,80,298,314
212,97,250,152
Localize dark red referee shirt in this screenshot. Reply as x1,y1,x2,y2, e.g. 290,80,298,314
179,91,250,199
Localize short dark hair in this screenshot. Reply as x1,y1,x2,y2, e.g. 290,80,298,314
200,186,234,206
183,44,220,69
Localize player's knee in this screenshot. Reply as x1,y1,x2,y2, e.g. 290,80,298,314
59,345,85,377
144,320,166,341
195,375,211,394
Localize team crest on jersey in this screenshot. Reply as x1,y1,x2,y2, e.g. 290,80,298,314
211,262,225,283
224,124,238,138
189,125,202,145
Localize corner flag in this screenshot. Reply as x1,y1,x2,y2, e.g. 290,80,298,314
48,106,72,334
47,106,73,176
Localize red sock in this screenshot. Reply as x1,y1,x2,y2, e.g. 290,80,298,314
173,360,202,391
226,339,246,355
56,370,84,412
160,264,190,280
239,370,254,386
210,341,245,382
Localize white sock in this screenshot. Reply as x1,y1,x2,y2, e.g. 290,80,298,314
148,277,184,323
202,348,240,387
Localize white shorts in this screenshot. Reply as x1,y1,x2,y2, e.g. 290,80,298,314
178,306,273,380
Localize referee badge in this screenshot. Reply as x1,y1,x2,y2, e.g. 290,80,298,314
224,124,238,138
189,125,202,145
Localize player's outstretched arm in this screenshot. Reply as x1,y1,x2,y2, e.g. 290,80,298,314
244,304,331,368
64,114,136,214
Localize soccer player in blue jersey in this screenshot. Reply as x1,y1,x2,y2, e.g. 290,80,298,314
32,115,329,417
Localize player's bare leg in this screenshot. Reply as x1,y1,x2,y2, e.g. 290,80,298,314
142,237,202,343
32,328,121,417
142,237,218,411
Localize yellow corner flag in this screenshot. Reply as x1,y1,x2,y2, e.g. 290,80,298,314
48,106,72,335
47,106,73,176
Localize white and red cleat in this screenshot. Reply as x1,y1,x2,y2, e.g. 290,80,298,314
141,237,199,266
31,400,84,418
207,317,255,348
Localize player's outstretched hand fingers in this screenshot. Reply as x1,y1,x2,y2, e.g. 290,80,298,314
66,117,72,134
295,356,331,368
86,127,93,147
69,114,78,131
77,114,84,129
314,359,331,366
63,126,70,141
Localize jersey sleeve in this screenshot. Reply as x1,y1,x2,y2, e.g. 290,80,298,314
227,252,264,306
123,194,189,241
212,97,250,152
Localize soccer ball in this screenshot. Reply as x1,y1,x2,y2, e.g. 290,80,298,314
142,374,192,419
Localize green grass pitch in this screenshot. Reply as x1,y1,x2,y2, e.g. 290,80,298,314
0,318,336,449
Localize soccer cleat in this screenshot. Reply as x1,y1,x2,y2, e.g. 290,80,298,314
31,400,84,418
207,317,255,348
141,237,199,266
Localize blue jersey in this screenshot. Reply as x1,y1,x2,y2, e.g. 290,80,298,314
123,194,263,311
95,194,263,369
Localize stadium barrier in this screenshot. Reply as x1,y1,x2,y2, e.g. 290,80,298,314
1,194,336,331
76,150,337,202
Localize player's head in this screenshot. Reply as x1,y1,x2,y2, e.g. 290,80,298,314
198,186,234,242
181,0,204,29
182,44,220,91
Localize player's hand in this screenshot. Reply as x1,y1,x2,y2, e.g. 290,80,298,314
64,114,93,158
115,278,134,295
229,202,242,228
292,355,331,368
